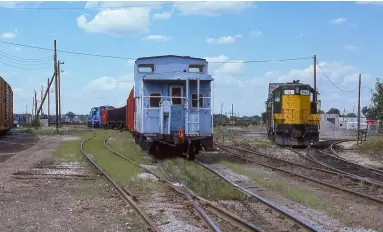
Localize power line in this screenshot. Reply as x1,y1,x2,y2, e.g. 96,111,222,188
0,40,312,64
0,1,197,10
316,61,359,93
0,59,51,70
0,50,52,61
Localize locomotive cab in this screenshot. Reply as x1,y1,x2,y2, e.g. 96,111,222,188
266,82,320,146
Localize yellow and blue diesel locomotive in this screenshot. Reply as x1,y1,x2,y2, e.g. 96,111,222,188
265,80,320,146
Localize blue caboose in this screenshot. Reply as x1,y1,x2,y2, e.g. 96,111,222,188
133,55,214,160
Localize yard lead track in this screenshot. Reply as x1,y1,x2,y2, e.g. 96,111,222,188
219,144,383,204
194,159,320,232
80,136,161,232
103,134,261,232
307,141,383,185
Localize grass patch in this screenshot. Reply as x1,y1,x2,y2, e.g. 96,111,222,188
220,160,347,221
106,130,151,165
83,130,159,195
354,137,383,160
162,158,245,201
19,125,91,136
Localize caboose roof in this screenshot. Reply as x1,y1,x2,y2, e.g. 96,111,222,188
136,55,206,62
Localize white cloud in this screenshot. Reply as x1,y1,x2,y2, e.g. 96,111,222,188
173,2,254,16
1,32,16,39
205,35,240,44
329,18,347,24
250,30,263,37
142,34,170,42
297,33,303,38
355,1,383,5
84,1,162,10
77,7,150,36
152,11,172,20
344,44,357,51
83,74,134,92
15,47,21,51
204,55,245,86
212,59,374,114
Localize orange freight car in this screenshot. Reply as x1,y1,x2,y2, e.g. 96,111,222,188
0,76,13,135
126,87,135,132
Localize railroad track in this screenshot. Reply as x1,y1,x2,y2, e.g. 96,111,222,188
82,133,262,232
80,136,161,232
218,144,383,204
194,159,320,232
307,141,383,185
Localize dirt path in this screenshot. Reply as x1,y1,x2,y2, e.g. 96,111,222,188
0,134,142,232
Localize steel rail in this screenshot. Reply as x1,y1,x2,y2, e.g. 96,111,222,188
80,136,161,232
102,135,223,232
221,143,383,188
307,146,383,184
219,145,383,204
289,147,383,188
329,141,383,176
194,159,320,232
156,161,262,232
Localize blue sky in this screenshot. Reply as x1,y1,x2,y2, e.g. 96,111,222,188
0,1,382,116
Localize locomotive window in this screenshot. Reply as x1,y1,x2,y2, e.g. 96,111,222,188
191,93,204,107
171,86,183,105
149,93,161,107
189,64,204,73
310,92,314,102
137,64,154,73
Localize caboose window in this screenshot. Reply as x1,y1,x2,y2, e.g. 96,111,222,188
191,93,204,107
137,64,154,73
149,93,161,107
189,64,204,73
170,86,183,105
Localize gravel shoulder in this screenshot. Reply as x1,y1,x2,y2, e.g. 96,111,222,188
0,133,144,232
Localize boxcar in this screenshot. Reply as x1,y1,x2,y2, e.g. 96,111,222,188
0,76,13,135
132,55,214,160
126,88,135,132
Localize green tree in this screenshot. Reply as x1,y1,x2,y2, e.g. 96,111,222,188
362,106,376,120
65,111,76,119
370,78,383,121
326,108,340,115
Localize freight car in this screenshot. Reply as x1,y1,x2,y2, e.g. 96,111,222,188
131,55,214,160
87,105,113,128
265,80,320,146
0,76,13,135
101,105,126,130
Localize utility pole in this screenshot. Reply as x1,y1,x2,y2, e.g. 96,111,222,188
47,78,50,125
313,55,317,103
41,85,44,115
221,101,223,115
32,97,34,119
231,103,234,124
357,74,362,145
54,40,58,132
34,90,37,117
58,60,64,127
